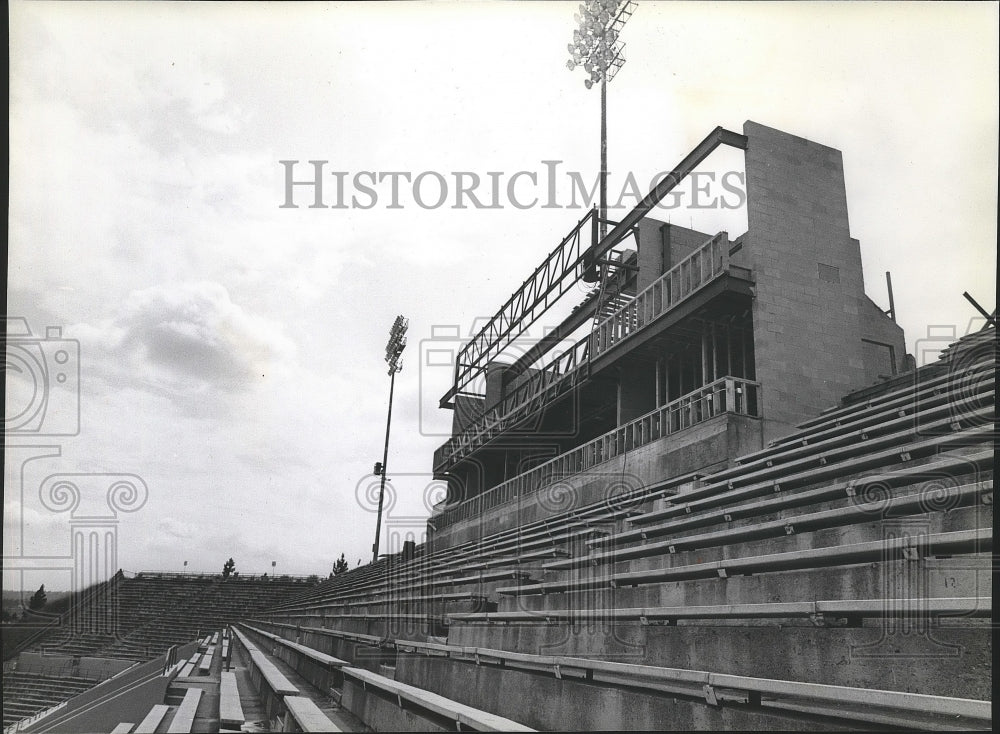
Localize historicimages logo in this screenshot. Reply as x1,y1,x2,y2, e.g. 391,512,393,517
278,160,746,212
3,317,148,641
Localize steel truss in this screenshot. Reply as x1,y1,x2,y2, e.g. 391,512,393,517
440,125,748,410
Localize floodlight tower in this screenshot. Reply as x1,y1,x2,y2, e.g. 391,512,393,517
372,315,408,564
566,0,637,240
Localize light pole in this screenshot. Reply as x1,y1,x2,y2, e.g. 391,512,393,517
372,315,408,564
566,0,637,241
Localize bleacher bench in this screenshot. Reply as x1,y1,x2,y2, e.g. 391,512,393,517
219,671,245,730
166,687,202,734
134,704,170,734
343,665,535,732
282,695,342,732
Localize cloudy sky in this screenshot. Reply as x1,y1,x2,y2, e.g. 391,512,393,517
5,1,997,589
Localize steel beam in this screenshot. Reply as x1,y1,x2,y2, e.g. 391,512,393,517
503,252,637,388
582,126,748,281
440,125,748,408
440,210,598,407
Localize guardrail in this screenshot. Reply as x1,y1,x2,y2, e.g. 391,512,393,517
392,640,990,730
342,666,535,732
592,231,730,357
131,571,317,584
436,376,761,528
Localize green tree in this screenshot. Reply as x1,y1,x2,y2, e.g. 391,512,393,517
222,558,236,579
29,584,47,611
332,553,349,576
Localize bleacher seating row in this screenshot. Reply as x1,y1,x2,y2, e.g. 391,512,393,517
6,328,991,732
1,672,97,728
235,622,535,731
22,574,310,663
248,327,993,730
259,361,991,626
244,615,990,731
230,625,342,732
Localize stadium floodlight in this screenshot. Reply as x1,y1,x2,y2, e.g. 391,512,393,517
372,315,408,563
565,0,637,240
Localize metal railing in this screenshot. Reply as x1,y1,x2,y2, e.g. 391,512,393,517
592,231,730,357
437,376,760,528
132,571,317,584
435,231,738,471
443,209,604,405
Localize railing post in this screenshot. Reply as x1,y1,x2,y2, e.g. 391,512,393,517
726,378,737,414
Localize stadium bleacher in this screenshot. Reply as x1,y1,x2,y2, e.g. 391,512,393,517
3,337,993,732
243,326,993,731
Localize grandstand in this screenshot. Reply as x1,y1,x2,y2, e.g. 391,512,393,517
2,120,993,731
2,573,312,731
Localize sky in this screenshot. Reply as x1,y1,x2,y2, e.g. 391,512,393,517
5,1,997,591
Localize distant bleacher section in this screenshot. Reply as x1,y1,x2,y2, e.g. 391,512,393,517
2,574,312,731
2,672,98,730
17,572,313,662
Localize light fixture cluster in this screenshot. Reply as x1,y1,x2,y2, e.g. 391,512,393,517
566,0,636,88
385,315,408,375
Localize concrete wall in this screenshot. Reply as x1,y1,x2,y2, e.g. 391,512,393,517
485,361,509,409
442,623,990,701
429,414,762,551
661,222,716,271
341,678,449,732
394,654,844,731
743,121,869,444
859,293,907,382
635,218,717,293
15,652,134,680
33,641,198,733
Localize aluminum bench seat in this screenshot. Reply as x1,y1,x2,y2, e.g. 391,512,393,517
342,665,535,731
672,410,990,501
446,596,992,625
607,450,992,545
282,695,342,732
133,704,170,734
548,479,990,569
218,671,244,730
165,688,202,734
720,385,992,477
230,627,298,697
633,428,992,525
497,528,991,596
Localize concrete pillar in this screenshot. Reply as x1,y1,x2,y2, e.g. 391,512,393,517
743,121,868,443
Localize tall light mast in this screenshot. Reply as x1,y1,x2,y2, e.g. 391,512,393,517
566,0,637,241
372,315,407,563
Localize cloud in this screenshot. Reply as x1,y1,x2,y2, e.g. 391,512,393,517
71,281,295,404
154,517,194,542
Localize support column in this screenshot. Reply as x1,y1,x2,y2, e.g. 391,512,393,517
743,121,867,442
